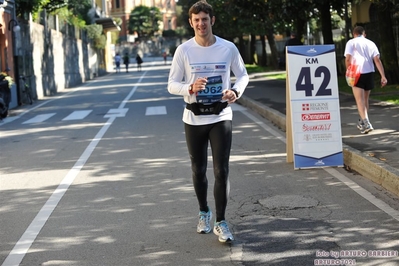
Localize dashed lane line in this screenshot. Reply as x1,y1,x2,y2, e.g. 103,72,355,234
22,113,56,124
62,110,93,121
1,69,150,266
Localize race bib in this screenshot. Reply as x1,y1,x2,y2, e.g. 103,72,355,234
196,75,223,104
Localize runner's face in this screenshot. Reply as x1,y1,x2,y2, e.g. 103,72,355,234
190,12,214,37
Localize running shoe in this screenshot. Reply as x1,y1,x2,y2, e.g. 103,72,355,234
356,119,364,130
360,119,373,134
213,220,234,242
197,208,212,234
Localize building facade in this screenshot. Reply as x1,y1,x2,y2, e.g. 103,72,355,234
109,0,177,42
0,0,19,109
90,0,120,72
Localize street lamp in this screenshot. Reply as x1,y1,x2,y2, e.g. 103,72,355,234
8,18,21,57
8,18,20,32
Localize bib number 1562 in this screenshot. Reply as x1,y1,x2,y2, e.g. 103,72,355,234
296,66,332,97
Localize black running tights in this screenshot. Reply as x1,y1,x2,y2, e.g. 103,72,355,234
184,120,232,222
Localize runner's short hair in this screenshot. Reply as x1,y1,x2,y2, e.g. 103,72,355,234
353,26,365,36
189,0,213,19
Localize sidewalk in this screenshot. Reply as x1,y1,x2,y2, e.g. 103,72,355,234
238,73,399,197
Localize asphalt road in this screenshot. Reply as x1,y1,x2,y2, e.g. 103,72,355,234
1,58,399,266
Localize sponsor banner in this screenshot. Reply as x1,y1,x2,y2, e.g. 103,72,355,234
287,45,343,169
301,113,331,121
298,132,341,143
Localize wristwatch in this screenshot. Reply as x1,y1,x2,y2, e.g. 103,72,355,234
189,84,194,95
230,89,240,97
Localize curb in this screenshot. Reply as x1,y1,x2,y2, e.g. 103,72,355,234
238,95,399,197
238,95,286,131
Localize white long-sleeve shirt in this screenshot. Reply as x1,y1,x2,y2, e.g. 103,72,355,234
168,36,249,125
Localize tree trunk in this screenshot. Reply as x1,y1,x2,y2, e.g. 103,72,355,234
266,29,279,69
238,35,244,61
318,2,334,44
238,36,249,64
295,18,307,44
377,3,399,84
260,35,267,67
250,34,256,65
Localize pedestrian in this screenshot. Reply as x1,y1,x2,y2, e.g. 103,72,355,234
163,51,167,65
167,0,249,243
123,53,130,73
344,25,387,134
285,31,303,47
136,54,143,72
281,31,302,69
114,53,121,73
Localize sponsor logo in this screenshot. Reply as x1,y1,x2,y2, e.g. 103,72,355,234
215,65,226,69
191,65,202,71
303,134,312,141
302,133,333,142
307,48,317,53
302,123,332,132
302,113,330,121
315,160,325,166
302,102,329,111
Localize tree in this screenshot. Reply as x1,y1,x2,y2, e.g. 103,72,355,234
86,24,106,50
175,0,399,77
274,0,312,42
128,6,162,39
16,0,42,19
16,0,91,23
370,0,399,84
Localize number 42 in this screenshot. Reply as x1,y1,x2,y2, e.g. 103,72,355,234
296,66,332,96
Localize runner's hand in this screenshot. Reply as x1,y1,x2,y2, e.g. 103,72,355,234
381,77,388,88
222,89,237,104
193,77,208,92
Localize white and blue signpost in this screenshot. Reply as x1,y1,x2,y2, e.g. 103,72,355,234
286,45,344,169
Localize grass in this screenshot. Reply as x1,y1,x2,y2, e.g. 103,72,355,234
245,64,399,105
264,73,286,80
334,76,398,105
245,65,273,74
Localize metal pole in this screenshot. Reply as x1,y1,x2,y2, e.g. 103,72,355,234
6,0,21,105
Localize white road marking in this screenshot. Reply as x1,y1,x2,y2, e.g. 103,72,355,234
62,110,92,121
240,109,399,222
0,88,83,127
22,113,56,124
145,106,167,115
324,168,399,221
1,118,116,266
241,110,286,143
1,68,151,266
104,108,128,118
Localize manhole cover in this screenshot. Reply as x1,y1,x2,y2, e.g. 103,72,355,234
259,195,319,209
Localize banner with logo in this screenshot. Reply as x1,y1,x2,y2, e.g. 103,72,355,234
286,45,343,169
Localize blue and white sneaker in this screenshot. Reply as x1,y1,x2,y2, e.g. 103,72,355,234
356,119,364,131
358,118,373,134
197,208,212,234
213,220,234,243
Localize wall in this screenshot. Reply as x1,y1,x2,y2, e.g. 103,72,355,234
352,1,372,26
0,6,18,109
16,20,100,103
30,23,92,99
